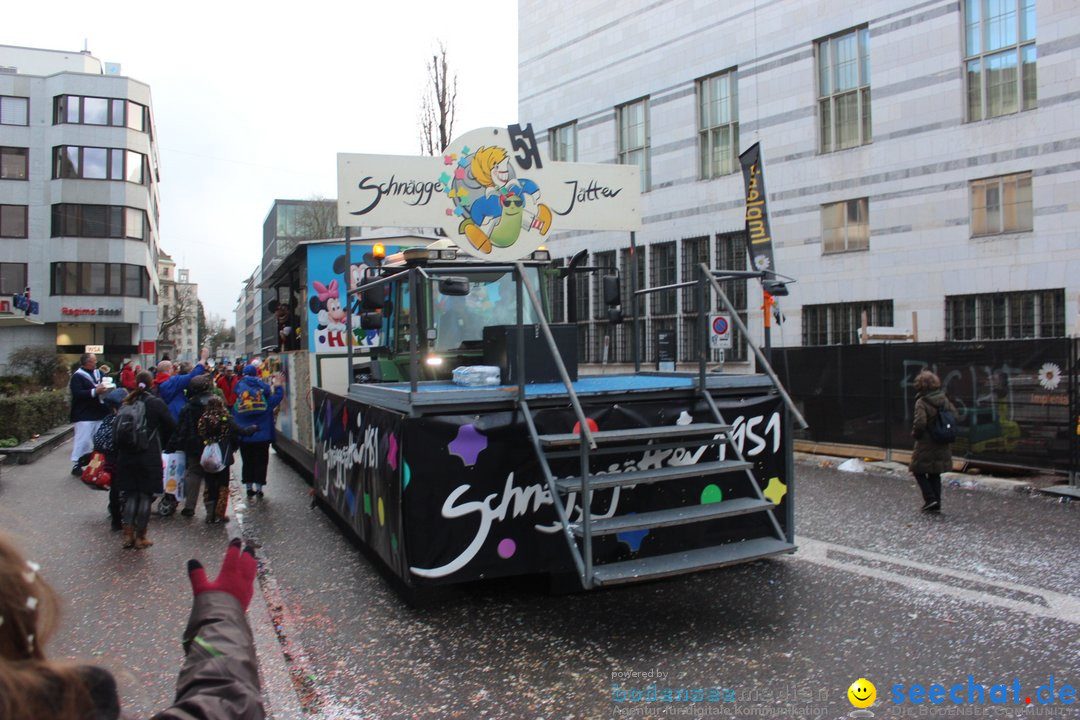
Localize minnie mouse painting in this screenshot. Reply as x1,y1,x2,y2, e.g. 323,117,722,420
309,279,349,350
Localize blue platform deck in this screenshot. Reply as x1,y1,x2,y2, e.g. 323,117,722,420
348,372,774,415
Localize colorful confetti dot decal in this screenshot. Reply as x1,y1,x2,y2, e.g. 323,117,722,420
497,538,516,559
377,497,385,526
391,533,398,552
387,433,398,471
345,488,356,515
363,492,372,516
616,515,649,552
763,477,787,505
700,484,723,504
448,423,488,466
403,461,411,489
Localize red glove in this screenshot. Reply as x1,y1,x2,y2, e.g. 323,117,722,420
187,538,257,611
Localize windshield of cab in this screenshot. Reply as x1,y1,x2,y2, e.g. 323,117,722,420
432,270,540,352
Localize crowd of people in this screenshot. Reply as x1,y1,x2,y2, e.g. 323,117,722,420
67,349,285,548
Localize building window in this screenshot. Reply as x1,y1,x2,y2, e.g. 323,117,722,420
549,122,576,162
0,96,28,126
0,205,28,238
53,95,148,131
617,98,650,192
680,237,710,362
618,247,646,363
965,0,1036,121
0,263,27,294
802,300,893,346
570,252,591,362
817,27,871,152
698,69,739,178
53,146,146,184
822,198,869,253
1,147,28,180
51,204,147,240
649,242,677,316
970,172,1032,235
715,232,749,362
592,250,617,363
946,289,1063,340
545,258,565,324
51,262,148,298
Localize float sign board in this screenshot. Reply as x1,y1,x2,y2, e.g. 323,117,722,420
337,125,641,262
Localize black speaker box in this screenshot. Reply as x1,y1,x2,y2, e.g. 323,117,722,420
482,324,579,385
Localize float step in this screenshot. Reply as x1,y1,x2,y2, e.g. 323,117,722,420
591,537,796,587
571,497,775,536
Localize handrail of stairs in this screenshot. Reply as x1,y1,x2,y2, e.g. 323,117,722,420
700,263,809,430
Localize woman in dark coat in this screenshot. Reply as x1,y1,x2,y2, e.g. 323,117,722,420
114,370,175,548
909,369,957,513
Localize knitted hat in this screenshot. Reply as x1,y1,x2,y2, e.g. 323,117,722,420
103,388,128,409
243,364,258,376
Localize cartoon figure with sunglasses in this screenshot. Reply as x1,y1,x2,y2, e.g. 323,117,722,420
454,146,552,254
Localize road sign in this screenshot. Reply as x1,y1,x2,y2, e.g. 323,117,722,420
85,344,104,354
709,315,732,349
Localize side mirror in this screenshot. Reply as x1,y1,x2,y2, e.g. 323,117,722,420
438,277,470,296
359,312,383,330
602,274,621,307
361,286,384,310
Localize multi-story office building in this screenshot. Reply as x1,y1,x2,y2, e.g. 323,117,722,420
234,266,261,358
519,0,1079,367
0,44,160,372
261,198,342,352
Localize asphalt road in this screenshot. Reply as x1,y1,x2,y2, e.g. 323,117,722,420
1,440,1076,719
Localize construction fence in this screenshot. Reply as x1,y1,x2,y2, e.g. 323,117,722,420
769,338,1078,474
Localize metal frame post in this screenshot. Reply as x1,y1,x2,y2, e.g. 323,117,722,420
344,227,353,388
630,231,641,373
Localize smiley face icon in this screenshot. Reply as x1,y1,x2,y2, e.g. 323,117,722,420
848,678,876,708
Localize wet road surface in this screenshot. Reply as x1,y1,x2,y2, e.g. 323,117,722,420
1,440,1076,719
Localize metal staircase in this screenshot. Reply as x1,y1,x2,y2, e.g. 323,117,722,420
513,261,803,590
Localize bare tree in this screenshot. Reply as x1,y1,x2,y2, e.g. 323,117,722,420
158,283,196,341
296,196,342,240
419,41,458,155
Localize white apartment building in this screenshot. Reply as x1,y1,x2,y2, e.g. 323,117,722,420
0,44,162,371
0,44,161,371
518,0,1079,367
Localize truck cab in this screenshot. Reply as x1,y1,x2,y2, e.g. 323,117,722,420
358,240,553,383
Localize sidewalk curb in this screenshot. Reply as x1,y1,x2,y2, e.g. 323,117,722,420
0,423,74,466
794,452,1043,496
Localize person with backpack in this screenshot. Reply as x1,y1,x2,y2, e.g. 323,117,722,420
91,388,129,531
232,365,284,498
197,396,257,524
909,369,958,514
113,371,176,549
167,375,216,519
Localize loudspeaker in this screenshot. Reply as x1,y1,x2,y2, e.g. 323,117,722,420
482,324,578,385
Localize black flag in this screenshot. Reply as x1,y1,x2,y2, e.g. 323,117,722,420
739,142,776,275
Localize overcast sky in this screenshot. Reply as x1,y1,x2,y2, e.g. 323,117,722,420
5,0,518,322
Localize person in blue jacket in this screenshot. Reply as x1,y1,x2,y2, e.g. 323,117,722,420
231,364,284,498
154,347,211,420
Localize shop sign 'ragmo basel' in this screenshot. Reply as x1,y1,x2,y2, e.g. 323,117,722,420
337,125,641,261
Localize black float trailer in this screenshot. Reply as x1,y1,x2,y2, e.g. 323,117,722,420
309,242,805,590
